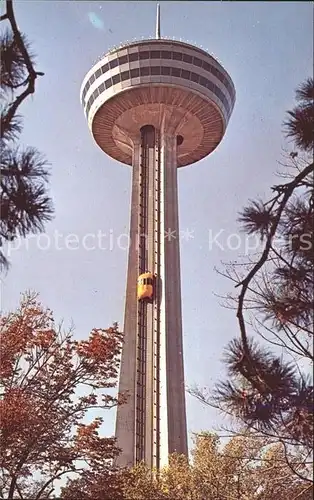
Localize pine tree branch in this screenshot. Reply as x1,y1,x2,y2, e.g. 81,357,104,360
253,317,310,359
1,0,44,139
235,162,314,375
5,1,34,77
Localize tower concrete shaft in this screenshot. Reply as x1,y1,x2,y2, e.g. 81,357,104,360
115,116,187,469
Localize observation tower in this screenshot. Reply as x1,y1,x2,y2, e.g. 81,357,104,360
80,5,235,469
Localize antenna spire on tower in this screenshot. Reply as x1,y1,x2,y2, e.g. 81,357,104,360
156,3,161,39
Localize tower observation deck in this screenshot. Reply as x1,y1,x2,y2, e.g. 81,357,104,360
80,6,235,469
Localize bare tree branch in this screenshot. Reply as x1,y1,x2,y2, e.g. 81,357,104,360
235,162,313,371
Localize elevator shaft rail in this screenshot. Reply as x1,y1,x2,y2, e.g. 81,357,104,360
135,126,161,468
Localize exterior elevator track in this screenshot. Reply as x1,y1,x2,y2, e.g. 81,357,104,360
135,125,161,468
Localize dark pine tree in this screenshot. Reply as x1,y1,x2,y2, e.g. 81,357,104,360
190,78,313,482
220,78,313,468
0,0,53,270
284,77,314,153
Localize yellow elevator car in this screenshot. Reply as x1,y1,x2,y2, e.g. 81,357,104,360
137,272,154,300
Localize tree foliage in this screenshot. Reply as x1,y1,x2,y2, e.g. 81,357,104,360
190,77,314,483
61,433,313,499
0,292,123,499
0,0,53,271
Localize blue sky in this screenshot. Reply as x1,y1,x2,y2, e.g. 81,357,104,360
1,1,313,445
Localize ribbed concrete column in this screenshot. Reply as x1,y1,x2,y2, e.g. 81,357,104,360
160,111,188,460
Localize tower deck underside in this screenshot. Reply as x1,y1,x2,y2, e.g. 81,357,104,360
81,39,235,167
115,122,187,468
92,86,224,167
